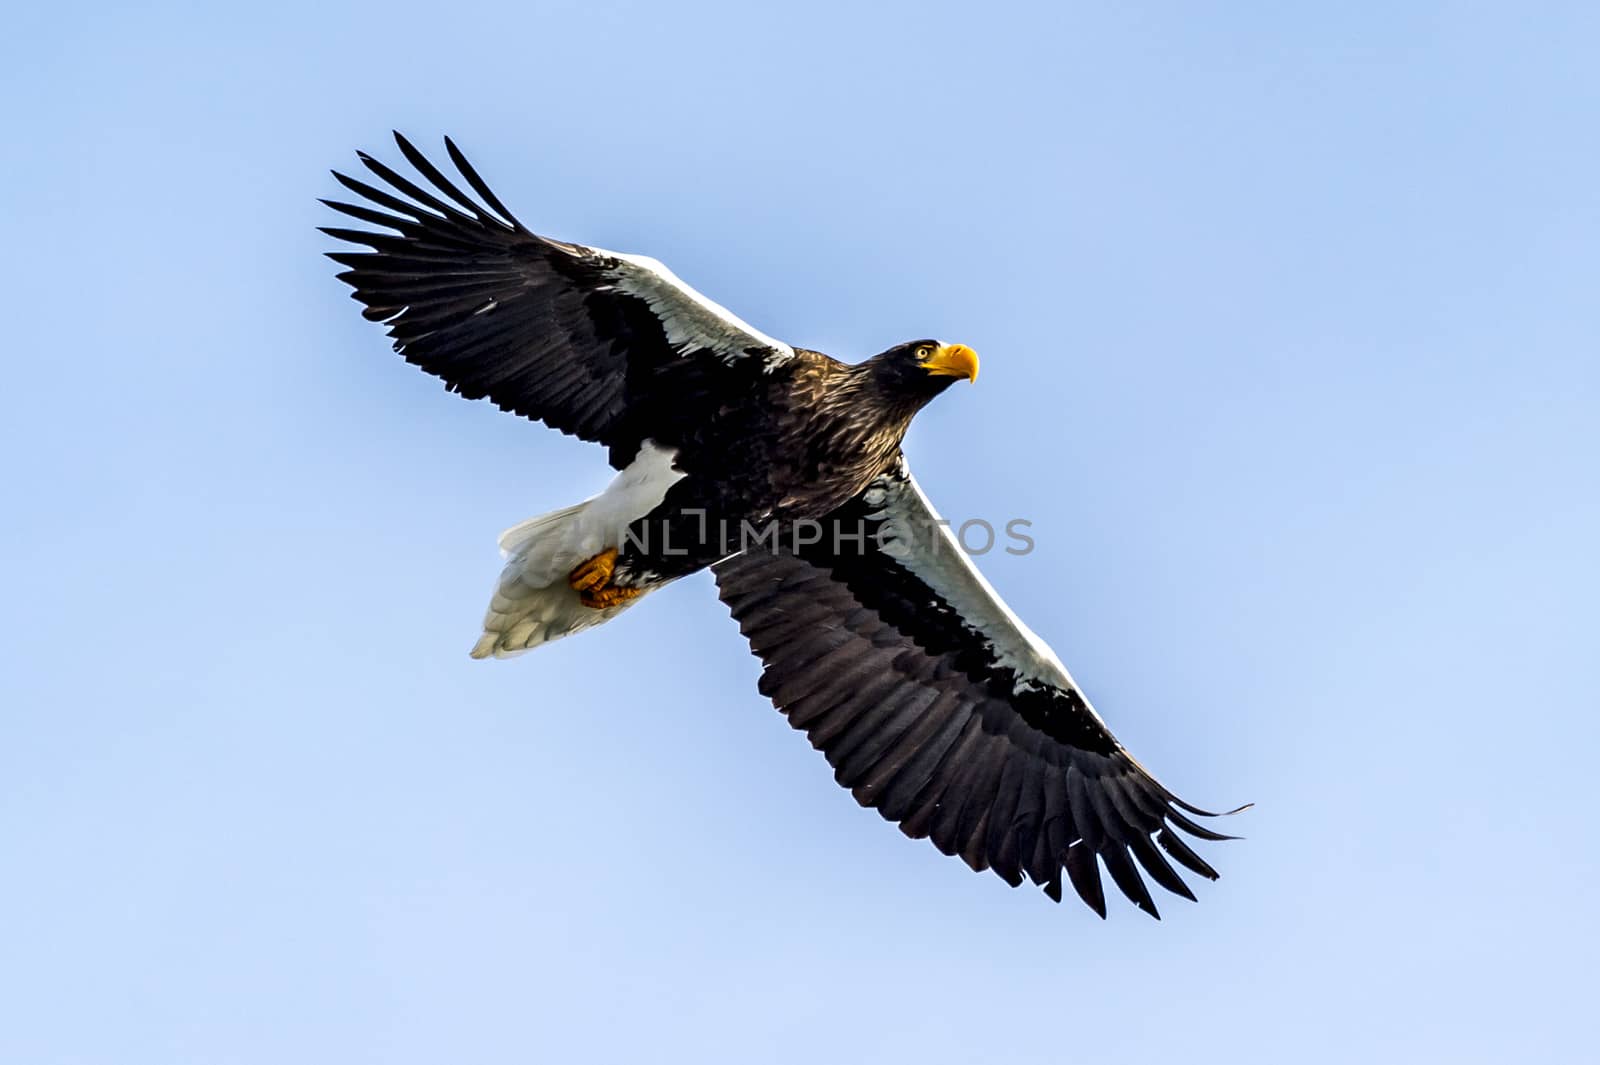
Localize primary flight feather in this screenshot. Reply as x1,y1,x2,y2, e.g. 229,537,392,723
323,132,1241,917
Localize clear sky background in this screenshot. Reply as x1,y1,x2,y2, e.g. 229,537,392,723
3,2,1597,1062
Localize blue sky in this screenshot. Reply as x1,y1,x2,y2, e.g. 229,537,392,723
3,2,1597,1061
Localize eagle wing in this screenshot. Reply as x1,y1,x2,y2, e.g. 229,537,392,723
713,459,1240,916
322,133,794,468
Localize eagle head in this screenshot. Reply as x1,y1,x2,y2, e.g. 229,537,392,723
868,340,980,401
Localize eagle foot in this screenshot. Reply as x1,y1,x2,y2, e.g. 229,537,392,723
569,547,618,593
569,548,642,609
578,584,644,609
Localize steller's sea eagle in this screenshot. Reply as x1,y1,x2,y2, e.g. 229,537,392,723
323,133,1243,917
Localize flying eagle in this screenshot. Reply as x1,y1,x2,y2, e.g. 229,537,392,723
323,133,1241,917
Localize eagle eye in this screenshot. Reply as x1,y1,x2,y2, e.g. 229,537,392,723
915,344,935,360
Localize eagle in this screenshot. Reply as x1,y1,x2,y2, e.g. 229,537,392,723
323,133,1241,917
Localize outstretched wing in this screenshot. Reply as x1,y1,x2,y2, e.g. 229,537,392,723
322,132,794,468
713,458,1241,917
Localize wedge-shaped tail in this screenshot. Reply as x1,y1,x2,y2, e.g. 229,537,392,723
471,499,649,658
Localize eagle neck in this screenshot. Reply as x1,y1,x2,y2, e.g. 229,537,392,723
816,362,923,458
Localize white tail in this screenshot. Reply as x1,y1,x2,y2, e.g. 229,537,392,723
468,442,685,659
468,499,645,658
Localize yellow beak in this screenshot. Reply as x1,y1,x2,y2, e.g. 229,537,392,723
923,343,979,382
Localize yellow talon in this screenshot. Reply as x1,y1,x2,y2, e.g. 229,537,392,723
568,547,618,593
569,548,642,609
579,585,644,610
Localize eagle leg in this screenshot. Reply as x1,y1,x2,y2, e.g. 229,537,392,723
569,548,644,609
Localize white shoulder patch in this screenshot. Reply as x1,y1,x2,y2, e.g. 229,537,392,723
869,466,1104,721
600,249,795,367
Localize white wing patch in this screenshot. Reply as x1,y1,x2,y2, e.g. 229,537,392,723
601,250,795,366
867,465,1106,722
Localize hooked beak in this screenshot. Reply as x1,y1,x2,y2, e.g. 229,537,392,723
923,343,979,382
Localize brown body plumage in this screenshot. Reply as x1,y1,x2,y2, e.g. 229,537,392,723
612,344,965,586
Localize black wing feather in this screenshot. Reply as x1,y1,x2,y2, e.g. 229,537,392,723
713,461,1241,916
323,133,791,467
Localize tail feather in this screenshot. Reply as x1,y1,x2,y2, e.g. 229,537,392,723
496,501,588,557
470,499,649,659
